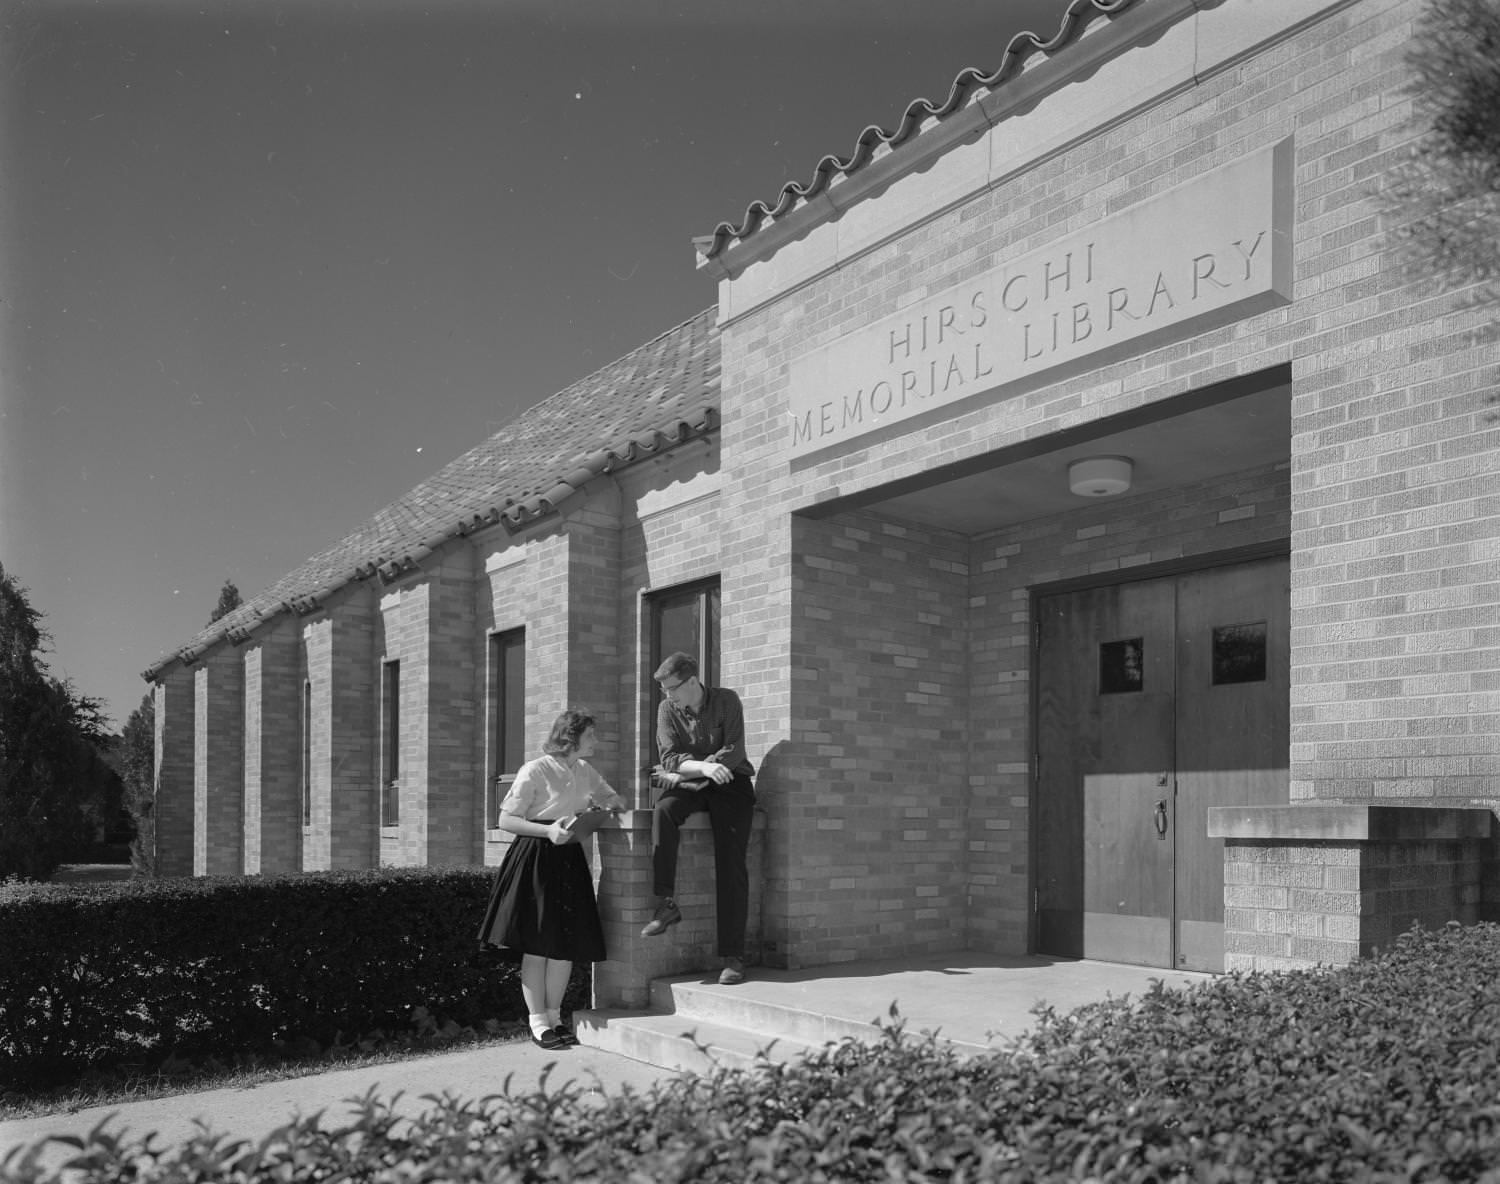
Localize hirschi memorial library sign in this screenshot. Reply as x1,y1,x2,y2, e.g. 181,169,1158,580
786,138,1293,459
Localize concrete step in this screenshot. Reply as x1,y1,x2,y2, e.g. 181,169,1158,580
572,1008,819,1074
574,966,993,1074
646,975,899,1049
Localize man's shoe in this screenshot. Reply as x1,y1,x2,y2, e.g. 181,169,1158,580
531,1027,567,1050
719,957,746,986
641,898,682,937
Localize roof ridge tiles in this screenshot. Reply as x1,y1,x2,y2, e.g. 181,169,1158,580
697,0,1133,262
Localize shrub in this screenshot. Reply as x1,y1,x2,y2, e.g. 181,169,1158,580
5,922,1500,1182
0,866,582,1090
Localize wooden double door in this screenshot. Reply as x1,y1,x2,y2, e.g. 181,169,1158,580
1035,556,1289,972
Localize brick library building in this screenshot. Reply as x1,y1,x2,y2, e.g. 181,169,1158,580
148,0,1498,1009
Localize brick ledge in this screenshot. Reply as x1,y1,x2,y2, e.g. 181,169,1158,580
1207,804,1494,843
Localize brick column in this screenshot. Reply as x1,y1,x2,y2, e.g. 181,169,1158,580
153,666,196,877
302,595,376,872
380,553,478,868
1208,805,1491,972
423,553,478,865
194,650,245,875
242,619,302,875
591,811,767,1009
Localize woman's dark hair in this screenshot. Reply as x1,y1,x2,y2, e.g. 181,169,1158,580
543,708,596,756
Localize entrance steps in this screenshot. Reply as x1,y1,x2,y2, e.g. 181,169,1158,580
574,971,982,1074
573,952,1204,1075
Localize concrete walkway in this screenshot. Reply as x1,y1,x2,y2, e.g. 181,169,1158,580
0,953,1210,1175
655,951,1211,1049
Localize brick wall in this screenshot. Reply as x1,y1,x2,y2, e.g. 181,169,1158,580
153,667,194,877
242,618,303,875
781,511,971,964
377,551,480,867
1213,804,1489,971
193,650,243,876
715,0,1496,962
301,591,376,871
1283,0,1500,809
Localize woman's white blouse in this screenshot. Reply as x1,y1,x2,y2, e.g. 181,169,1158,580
499,754,622,822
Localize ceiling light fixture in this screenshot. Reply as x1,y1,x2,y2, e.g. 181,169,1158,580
1068,455,1133,497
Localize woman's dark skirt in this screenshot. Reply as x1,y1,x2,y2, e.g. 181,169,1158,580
477,834,606,963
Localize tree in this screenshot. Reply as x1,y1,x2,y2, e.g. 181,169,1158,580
1387,0,1500,298
0,563,114,881
209,578,243,624
119,691,157,876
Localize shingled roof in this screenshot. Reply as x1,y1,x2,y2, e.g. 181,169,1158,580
145,306,719,678
695,0,1134,262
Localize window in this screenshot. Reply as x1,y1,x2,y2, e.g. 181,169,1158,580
1212,621,1268,685
648,578,720,761
380,659,400,827
1099,637,1144,694
301,679,312,827
488,630,525,830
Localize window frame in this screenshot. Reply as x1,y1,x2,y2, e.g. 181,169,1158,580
487,628,526,832
380,658,401,828
645,577,721,770
300,678,312,829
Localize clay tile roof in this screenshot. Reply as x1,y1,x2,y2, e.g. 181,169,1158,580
146,306,719,677
696,0,1131,262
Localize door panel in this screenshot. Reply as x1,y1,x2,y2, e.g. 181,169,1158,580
1035,556,1289,971
1174,558,1290,971
1037,581,1174,966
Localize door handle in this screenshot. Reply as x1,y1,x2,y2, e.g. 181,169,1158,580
1154,800,1168,839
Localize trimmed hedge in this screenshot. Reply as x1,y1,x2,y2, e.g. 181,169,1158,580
0,866,579,1089
6,923,1500,1182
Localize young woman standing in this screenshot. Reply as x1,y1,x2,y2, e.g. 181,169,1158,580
478,708,625,1049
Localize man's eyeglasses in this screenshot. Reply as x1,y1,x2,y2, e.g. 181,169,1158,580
660,677,693,695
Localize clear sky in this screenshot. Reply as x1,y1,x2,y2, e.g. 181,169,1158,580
0,0,1075,730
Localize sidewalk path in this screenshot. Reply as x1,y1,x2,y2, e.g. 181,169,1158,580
1,1039,681,1177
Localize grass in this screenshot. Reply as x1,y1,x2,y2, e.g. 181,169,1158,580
0,1018,534,1122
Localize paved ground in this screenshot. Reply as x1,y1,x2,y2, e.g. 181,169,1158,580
0,1039,681,1176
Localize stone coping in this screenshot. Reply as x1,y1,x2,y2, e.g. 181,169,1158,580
486,807,767,845
1206,804,1494,843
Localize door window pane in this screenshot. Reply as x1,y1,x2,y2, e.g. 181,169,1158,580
1212,621,1268,685
648,579,720,762
1099,637,1144,694
381,660,400,826
301,679,312,827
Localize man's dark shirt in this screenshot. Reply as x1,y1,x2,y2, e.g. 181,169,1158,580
656,685,755,780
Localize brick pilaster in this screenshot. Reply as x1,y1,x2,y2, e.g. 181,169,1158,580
242,618,302,875
153,667,195,877
194,649,244,875
302,592,376,871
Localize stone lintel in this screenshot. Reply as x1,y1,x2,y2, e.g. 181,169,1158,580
1207,804,1494,843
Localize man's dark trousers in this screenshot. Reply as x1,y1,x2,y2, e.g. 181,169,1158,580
651,773,755,958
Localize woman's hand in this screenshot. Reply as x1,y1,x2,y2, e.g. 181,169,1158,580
547,820,574,846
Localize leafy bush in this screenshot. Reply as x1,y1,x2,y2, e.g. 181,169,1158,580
0,866,581,1090
5,922,1500,1182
